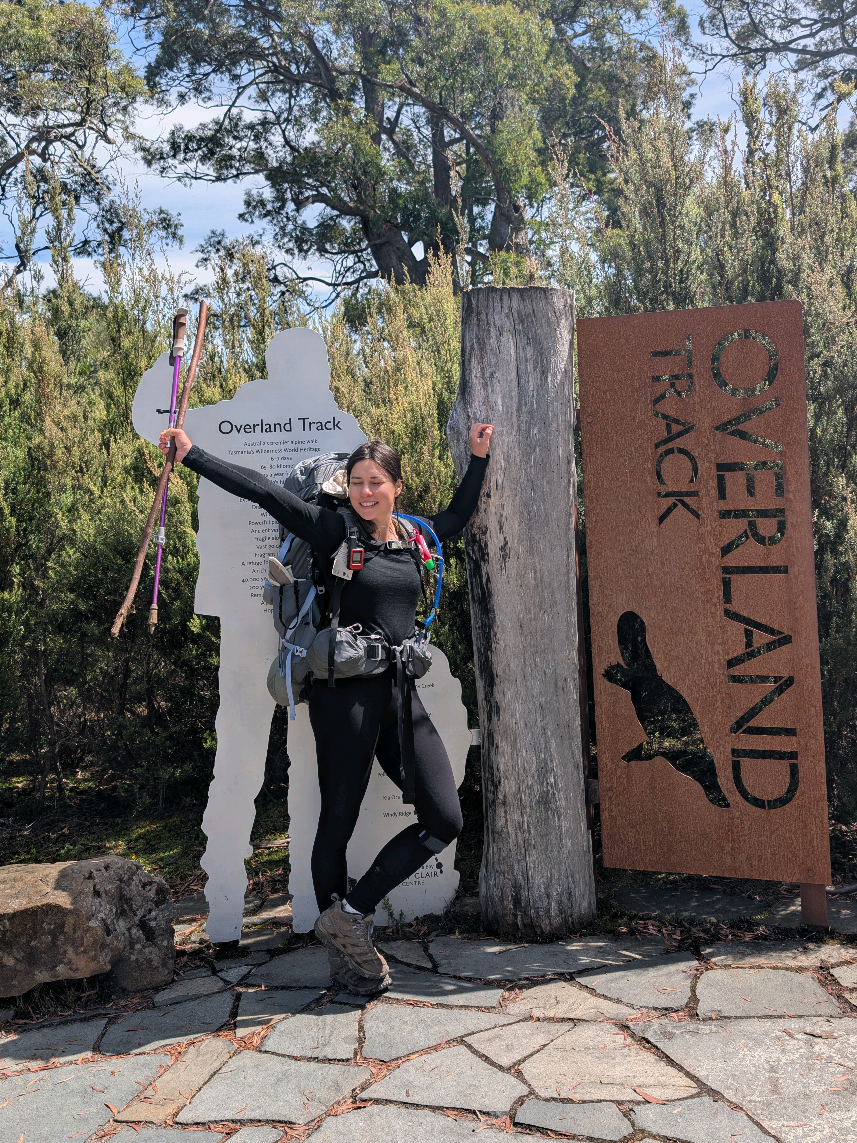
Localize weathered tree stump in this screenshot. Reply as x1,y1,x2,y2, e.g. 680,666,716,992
447,286,595,936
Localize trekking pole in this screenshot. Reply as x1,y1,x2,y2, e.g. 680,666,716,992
111,300,209,638
148,308,189,633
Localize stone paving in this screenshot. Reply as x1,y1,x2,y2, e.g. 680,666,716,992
2,930,856,1142
612,885,857,935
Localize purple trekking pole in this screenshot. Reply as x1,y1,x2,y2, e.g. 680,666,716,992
112,301,208,638
148,308,189,634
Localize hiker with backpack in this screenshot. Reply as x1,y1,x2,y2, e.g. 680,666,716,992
159,422,493,993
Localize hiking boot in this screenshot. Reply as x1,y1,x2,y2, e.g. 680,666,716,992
314,898,389,979
323,941,349,982
332,961,391,996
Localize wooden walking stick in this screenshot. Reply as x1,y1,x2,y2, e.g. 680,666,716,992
111,300,209,637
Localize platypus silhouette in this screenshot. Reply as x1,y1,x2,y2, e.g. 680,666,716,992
604,610,730,808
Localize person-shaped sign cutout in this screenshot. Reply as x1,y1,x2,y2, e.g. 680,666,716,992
132,328,470,939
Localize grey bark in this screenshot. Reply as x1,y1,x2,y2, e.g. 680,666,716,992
447,286,595,936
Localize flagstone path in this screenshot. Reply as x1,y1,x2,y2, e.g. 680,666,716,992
2,931,856,1143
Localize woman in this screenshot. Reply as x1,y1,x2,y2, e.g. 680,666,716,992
160,421,493,993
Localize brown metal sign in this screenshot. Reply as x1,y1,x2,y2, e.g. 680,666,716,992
578,301,831,884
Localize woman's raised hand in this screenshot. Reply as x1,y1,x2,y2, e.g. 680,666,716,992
159,427,193,463
469,423,494,458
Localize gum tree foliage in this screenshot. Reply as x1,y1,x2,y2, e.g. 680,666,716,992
0,0,144,269
122,0,687,291
698,0,857,108
552,54,857,817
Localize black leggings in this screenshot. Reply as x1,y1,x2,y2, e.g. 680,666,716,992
308,671,463,915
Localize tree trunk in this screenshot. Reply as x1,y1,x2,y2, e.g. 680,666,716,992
447,286,595,936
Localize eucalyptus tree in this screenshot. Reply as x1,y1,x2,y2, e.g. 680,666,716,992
698,0,857,108
125,0,686,290
0,0,143,270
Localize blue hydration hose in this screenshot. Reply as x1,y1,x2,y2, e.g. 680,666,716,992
395,513,444,627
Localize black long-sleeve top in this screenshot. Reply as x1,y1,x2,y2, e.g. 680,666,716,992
182,445,488,645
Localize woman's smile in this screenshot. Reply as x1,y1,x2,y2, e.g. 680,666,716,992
348,458,403,532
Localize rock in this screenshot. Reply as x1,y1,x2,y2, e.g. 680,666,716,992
308,1104,515,1142
829,900,857,934
99,990,234,1054
612,886,767,922
644,1016,857,1143
219,965,253,983
695,967,840,1018
0,1007,14,1023
575,953,698,1010
630,1093,771,1143
385,964,504,1007
216,951,269,969
702,941,836,968
504,980,634,1020
115,1036,234,1123
249,892,293,926
0,858,174,997
153,974,227,1006
260,1005,360,1059
2,1053,170,1142
171,892,208,920
515,1098,633,1139
428,934,666,981
831,963,857,988
758,897,857,934
249,945,331,988
113,1131,223,1142
228,1129,284,1143
175,922,204,942
239,927,290,952
329,987,376,1007
235,987,324,1036
519,1022,699,1102
465,1020,571,1067
363,1044,528,1114
0,1017,106,1069
376,939,433,969
175,1048,370,1124
362,1003,519,1061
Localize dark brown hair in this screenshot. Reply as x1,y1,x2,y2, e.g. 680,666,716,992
345,440,404,540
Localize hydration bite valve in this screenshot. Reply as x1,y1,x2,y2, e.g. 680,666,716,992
413,531,435,571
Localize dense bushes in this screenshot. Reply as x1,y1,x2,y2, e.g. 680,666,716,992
0,202,474,834
2,51,857,860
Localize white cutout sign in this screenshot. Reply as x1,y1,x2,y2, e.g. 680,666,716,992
132,328,469,939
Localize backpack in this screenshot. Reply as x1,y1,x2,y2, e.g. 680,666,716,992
263,453,441,720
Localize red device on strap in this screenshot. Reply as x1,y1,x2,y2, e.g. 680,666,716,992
348,547,365,571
